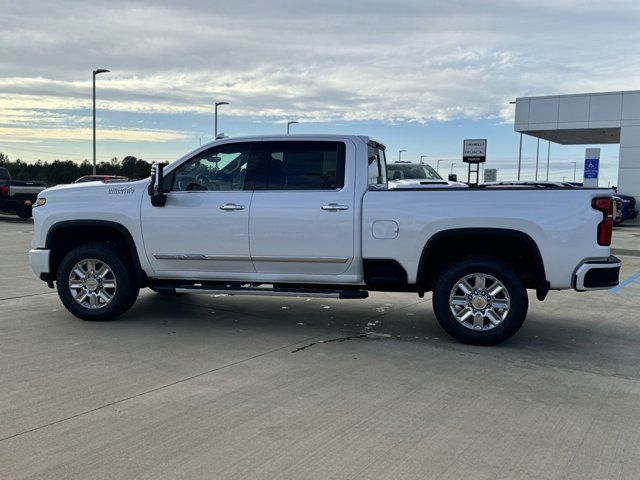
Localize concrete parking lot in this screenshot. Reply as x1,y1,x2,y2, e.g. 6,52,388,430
1,215,639,480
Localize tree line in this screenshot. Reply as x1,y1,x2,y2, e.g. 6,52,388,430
0,153,153,185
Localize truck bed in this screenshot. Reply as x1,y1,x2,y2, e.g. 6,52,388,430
362,186,611,289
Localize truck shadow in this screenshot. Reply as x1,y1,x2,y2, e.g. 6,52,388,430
123,290,443,340
114,290,640,381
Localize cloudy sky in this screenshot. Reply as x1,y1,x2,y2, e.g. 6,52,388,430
1,0,639,183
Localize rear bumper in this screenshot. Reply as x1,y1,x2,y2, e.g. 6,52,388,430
0,198,33,211
29,248,50,279
574,255,621,291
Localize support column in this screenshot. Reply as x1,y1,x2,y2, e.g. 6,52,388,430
617,125,640,224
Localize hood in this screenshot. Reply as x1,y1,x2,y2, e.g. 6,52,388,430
40,178,148,197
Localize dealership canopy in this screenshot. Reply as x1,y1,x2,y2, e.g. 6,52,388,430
515,90,640,223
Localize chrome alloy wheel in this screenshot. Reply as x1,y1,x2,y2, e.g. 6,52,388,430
448,273,510,331
68,259,117,309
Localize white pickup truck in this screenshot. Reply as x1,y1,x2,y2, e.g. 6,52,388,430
28,135,621,345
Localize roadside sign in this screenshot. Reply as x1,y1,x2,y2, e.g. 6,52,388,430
484,168,497,183
584,159,599,179
463,139,487,163
583,148,600,188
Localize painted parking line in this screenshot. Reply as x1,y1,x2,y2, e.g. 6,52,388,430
609,271,640,294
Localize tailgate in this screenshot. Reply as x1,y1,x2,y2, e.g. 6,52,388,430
9,184,46,196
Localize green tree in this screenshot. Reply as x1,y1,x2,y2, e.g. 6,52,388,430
0,152,153,185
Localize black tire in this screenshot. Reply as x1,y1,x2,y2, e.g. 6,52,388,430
17,209,32,219
56,243,139,321
432,256,528,346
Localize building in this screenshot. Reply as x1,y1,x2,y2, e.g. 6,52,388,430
514,90,639,223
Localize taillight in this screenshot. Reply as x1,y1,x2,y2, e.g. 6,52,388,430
0,185,9,197
592,197,613,246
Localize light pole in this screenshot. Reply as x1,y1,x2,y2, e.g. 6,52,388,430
287,121,298,134
571,161,577,182
398,149,406,162
92,68,109,175
214,101,229,138
450,163,456,174
420,155,428,164
436,159,444,173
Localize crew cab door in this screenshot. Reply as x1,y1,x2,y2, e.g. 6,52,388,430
249,139,356,276
141,141,257,278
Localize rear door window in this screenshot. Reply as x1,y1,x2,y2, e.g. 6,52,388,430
259,141,346,191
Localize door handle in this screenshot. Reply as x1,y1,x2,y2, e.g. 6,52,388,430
321,203,349,211
219,203,245,211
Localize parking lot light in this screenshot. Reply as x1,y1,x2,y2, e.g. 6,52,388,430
215,101,229,138
92,68,110,176
287,121,299,134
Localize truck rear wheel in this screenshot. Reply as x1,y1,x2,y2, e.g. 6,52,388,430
56,243,139,321
432,256,528,346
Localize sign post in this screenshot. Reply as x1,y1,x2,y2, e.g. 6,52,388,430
583,148,600,188
463,139,487,185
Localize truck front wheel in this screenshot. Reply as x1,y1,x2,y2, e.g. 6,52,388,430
432,256,528,346
56,243,139,321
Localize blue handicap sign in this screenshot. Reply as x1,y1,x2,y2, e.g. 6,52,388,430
584,158,599,179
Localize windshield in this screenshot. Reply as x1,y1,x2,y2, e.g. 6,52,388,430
387,163,442,181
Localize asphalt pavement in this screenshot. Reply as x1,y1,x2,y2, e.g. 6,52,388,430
1,214,639,480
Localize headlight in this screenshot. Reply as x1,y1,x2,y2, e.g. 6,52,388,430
33,197,46,207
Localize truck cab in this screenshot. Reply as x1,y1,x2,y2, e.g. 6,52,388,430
143,136,364,283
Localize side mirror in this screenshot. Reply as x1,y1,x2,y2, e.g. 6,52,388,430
448,174,457,182
149,163,167,207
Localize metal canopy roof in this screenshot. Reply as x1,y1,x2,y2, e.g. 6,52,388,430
514,90,640,145
522,127,620,145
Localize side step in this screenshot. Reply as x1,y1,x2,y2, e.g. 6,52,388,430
158,284,368,300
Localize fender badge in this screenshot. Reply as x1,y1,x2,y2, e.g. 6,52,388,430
108,187,135,195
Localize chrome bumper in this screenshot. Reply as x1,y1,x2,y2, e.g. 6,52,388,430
574,256,621,291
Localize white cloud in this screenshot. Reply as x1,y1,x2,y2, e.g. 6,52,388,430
1,0,639,142
0,125,189,142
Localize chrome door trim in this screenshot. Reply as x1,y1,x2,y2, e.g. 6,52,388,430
153,254,250,261
252,256,349,263
154,254,348,263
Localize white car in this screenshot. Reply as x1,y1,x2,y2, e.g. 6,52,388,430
389,178,469,189
28,135,620,345
387,162,467,189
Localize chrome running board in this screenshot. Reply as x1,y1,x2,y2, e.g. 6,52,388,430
160,285,368,300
